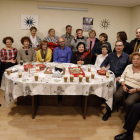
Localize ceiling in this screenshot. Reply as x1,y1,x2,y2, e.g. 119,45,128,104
1,0,140,7
36,0,140,7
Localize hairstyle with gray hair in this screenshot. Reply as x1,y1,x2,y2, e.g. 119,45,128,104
101,44,109,52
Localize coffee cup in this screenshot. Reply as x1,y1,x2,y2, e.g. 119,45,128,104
91,73,95,79
79,75,83,82
64,75,68,82
70,75,74,82
7,69,11,76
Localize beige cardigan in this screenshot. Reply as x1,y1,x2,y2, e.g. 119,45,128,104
120,64,140,88
17,47,36,64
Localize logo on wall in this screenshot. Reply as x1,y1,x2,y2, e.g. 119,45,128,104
83,17,93,32
21,15,39,30
100,19,110,30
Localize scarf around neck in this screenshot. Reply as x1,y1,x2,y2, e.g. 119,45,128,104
41,48,48,61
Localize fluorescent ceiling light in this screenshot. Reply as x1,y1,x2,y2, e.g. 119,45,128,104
38,6,88,11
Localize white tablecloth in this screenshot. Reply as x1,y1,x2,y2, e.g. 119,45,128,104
1,62,116,109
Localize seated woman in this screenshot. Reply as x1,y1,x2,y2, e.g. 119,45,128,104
71,42,91,64
92,33,112,64
70,29,87,52
17,36,36,64
107,52,140,121
36,40,52,62
43,28,59,52
113,31,129,54
85,30,99,63
29,26,41,52
95,44,110,69
0,37,17,82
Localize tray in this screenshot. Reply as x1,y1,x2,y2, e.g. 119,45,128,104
97,70,106,75
68,67,85,77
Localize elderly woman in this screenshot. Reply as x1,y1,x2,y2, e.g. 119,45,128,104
70,29,87,52
0,37,18,83
43,28,59,52
92,33,112,64
71,42,91,64
36,40,52,62
113,31,129,54
17,36,36,64
29,26,41,52
95,44,110,68
105,52,140,122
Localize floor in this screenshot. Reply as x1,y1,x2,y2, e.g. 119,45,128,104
0,89,140,140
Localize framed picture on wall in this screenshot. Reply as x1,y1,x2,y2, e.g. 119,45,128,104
83,17,93,31
21,15,39,30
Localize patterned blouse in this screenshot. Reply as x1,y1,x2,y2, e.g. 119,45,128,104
0,48,18,63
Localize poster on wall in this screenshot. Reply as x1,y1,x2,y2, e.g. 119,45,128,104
83,17,93,31
21,15,39,30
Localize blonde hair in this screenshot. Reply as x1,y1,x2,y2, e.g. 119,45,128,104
48,28,55,34
88,30,96,36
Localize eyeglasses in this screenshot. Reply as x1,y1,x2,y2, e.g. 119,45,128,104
115,45,123,47
59,41,64,43
132,58,140,61
42,44,47,46
25,50,28,55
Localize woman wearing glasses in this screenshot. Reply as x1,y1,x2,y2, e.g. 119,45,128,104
17,36,36,64
36,40,52,62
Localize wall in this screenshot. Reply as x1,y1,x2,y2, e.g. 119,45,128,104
0,1,132,50
130,5,140,40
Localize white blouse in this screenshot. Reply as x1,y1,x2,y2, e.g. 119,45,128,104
95,54,110,68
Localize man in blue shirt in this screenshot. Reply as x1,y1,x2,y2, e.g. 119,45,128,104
53,37,72,63
100,40,130,121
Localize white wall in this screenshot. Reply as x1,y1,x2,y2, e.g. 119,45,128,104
130,5,140,40
0,1,132,50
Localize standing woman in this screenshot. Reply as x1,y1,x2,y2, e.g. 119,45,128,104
36,40,52,62
113,31,129,54
17,36,36,64
29,26,41,52
43,28,59,52
85,30,99,63
0,37,17,83
70,29,87,52
92,33,112,64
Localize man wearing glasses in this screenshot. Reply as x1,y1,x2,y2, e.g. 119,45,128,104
100,40,130,121
53,37,72,63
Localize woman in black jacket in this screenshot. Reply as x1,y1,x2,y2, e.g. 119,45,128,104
113,31,129,54
71,42,91,64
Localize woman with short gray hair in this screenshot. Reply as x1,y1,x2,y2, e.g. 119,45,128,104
95,44,110,68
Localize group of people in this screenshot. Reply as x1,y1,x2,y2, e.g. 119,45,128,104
0,25,140,140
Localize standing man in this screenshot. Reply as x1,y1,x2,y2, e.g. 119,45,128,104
53,37,72,63
61,25,74,49
128,27,140,54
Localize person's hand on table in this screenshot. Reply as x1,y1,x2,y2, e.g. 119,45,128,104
77,61,82,64
101,67,106,71
81,61,84,65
